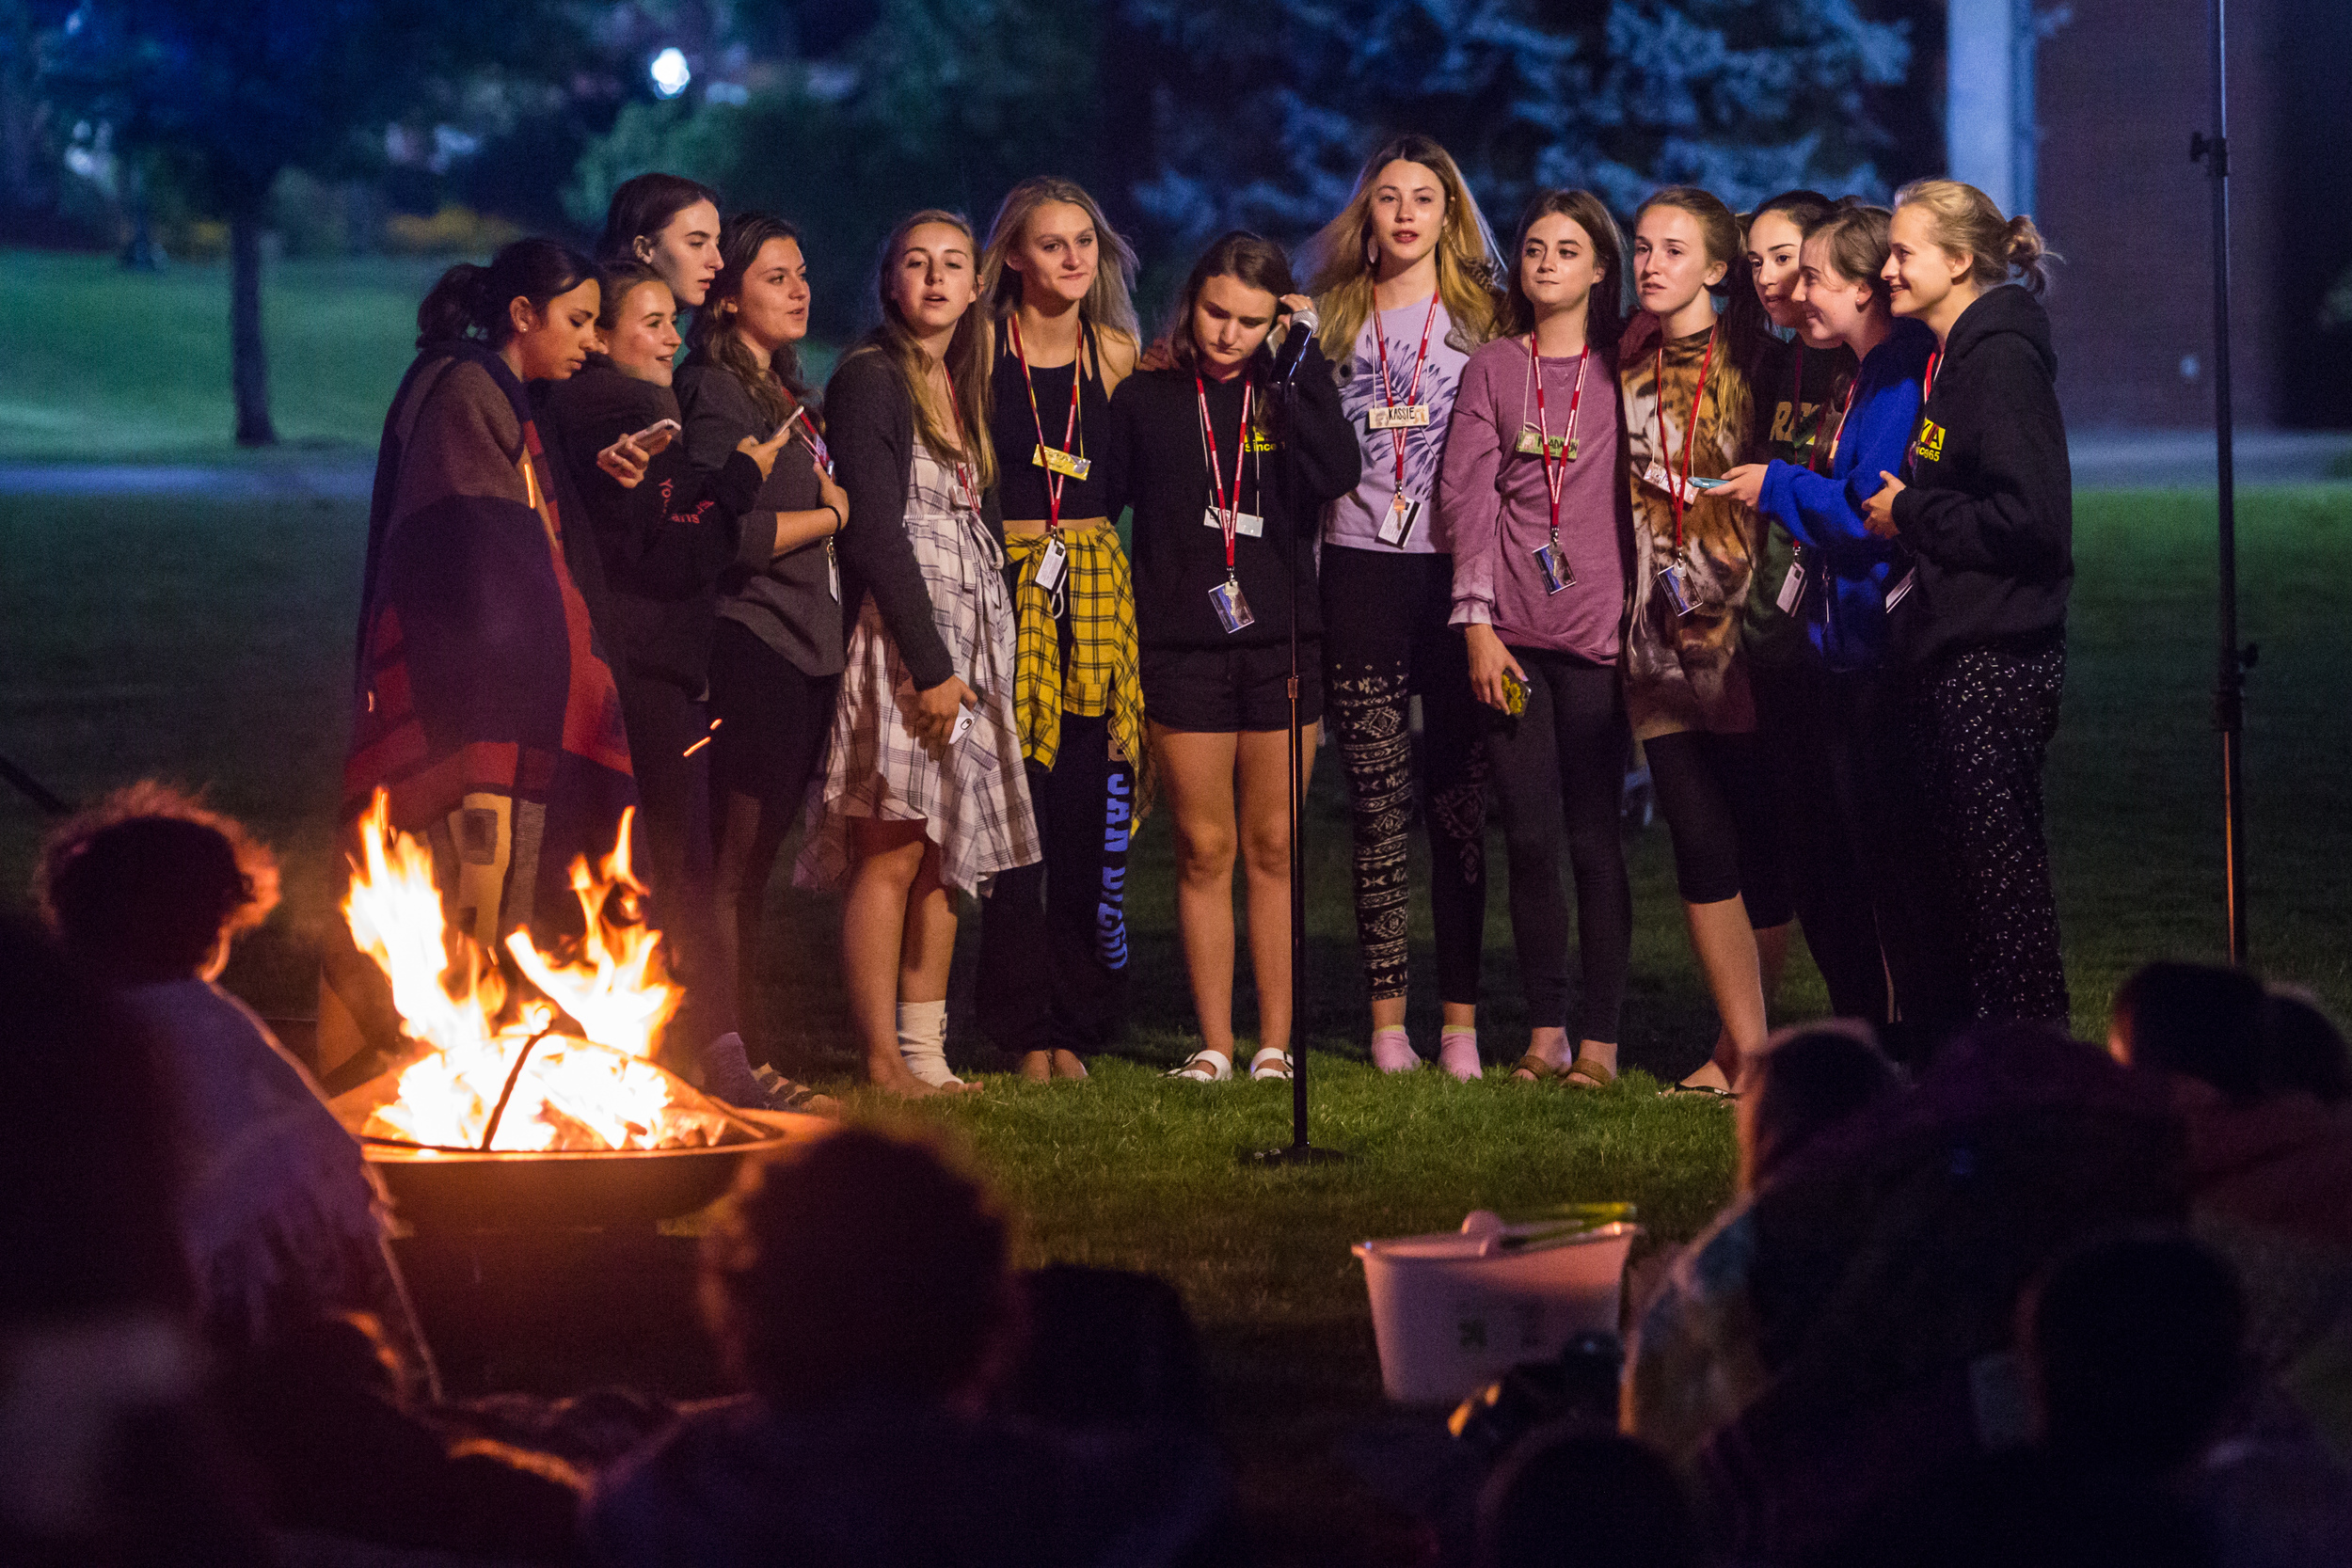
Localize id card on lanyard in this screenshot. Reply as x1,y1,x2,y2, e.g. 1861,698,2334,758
1199,374,1256,632
1649,325,1718,617
1374,293,1440,546
1528,338,1587,594
1009,315,1085,594
783,403,843,602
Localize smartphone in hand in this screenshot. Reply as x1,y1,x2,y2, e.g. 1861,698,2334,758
628,417,681,450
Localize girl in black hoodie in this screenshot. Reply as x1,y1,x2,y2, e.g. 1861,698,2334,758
1863,178,2071,1037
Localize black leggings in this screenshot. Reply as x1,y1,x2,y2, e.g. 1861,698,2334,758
706,619,839,1069
1643,727,1792,927
1322,546,1488,1006
614,672,730,1063
1752,657,1889,1020
1486,648,1633,1044
977,713,1134,1055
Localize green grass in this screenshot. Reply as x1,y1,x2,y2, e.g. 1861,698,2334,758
0,248,845,462
4,482,2348,1551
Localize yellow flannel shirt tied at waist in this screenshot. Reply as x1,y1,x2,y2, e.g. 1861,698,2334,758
1003,518,1144,776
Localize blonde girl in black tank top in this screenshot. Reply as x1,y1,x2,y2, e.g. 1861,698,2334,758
973,178,1145,1083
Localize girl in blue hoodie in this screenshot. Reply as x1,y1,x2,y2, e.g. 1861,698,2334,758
1723,200,1935,1037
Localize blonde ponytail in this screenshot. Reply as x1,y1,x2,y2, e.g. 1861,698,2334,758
1893,178,2061,297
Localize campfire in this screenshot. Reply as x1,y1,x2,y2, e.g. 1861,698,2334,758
337,790,744,1154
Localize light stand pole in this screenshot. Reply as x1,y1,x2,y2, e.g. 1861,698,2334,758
2192,0,2254,965
1252,366,1342,1166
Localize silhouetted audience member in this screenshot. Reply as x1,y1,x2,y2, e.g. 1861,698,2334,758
2109,960,2267,1103
2261,987,2350,1104
1736,1021,1903,1195
1828,1230,2240,1568
1474,1423,1698,1568
583,1126,1228,1567
0,917,274,1565
1003,1264,1215,1436
37,783,433,1381
1631,1021,2185,1561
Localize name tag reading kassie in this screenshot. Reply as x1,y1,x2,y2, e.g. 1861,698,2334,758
1367,404,1430,431
1033,444,1091,481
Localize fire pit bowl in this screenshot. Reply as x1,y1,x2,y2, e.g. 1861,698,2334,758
366,1112,826,1232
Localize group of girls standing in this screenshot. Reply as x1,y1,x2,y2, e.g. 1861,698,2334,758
340,136,2073,1103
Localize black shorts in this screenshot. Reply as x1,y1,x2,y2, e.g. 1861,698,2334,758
1142,641,1324,733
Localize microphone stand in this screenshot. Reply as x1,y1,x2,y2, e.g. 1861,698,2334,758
2192,0,2254,964
1251,334,1344,1166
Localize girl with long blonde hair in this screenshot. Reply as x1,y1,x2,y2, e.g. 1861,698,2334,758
795,210,1038,1097
1860,177,2071,1040
1298,134,1505,1080
970,177,1146,1082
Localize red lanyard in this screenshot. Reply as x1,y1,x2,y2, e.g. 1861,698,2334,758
1375,292,1442,492
941,375,977,513
1653,323,1719,555
1009,313,1082,531
1530,337,1587,545
787,404,831,474
1196,373,1252,575
1905,350,1941,476
1820,373,1860,474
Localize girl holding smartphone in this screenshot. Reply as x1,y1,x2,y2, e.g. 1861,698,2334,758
1863,179,2072,1037
545,258,799,1101
1619,187,1788,1097
972,177,1145,1083
795,211,1037,1096
1302,134,1505,1079
1440,190,1635,1090
1096,231,1360,1083
672,214,857,1098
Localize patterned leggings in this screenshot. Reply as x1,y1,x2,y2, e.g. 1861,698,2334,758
1322,546,1488,1006
1891,634,2071,1027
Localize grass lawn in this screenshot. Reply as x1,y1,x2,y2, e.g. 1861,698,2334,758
4,480,2348,1555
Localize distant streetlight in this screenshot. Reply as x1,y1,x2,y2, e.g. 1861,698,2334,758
649,47,691,100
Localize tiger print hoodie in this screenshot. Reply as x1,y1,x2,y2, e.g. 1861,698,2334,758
1618,311,1762,740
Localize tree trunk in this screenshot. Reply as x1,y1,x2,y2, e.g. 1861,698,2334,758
230,198,276,447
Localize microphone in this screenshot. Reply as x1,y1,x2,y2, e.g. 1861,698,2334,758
1274,309,1318,386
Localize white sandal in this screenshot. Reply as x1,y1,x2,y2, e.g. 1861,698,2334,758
1249,1047,1293,1081
1166,1049,1232,1083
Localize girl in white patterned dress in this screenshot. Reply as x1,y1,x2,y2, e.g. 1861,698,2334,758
796,210,1039,1096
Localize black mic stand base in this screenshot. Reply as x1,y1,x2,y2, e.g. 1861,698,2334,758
1246,1139,1348,1167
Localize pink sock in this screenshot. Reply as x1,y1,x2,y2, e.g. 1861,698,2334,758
1370,1026,1417,1073
1438,1028,1482,1082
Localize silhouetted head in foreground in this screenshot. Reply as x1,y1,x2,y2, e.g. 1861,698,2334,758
701,1125,1014,1411
1477,1422,1698,1568
2107,960,2265,1102
1738,1020,1901,1193
2023,1229,2246,1475
37,782,280,986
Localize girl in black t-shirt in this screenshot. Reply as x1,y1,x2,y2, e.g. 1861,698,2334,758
1092,232,1360,1083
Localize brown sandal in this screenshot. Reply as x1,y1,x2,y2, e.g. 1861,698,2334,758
1562,1057,1616,1090
1509,1053,1558,1083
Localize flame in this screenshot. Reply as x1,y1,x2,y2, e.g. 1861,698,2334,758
343,790,726,1153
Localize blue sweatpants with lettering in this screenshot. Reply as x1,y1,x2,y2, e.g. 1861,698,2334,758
977,713,1134,1055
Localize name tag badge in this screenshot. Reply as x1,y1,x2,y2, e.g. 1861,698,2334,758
1884,568,1918,611
1034,444,1092,481
1210,578,1256,634
1377,494,1422,547
1203,507,1264,539
1775,551,1807,615
1367,404,1431,431
1640,457,1693,506
1034,535,1067,594
1516,428,1578,460
1657,559,1700,618
1534,543,1573,595
826,540,840,603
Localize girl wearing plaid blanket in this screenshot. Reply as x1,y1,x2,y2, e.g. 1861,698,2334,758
796,211,1041,1098
973,178,1148,1084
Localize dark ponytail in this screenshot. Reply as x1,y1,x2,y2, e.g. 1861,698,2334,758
416,238,598,349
